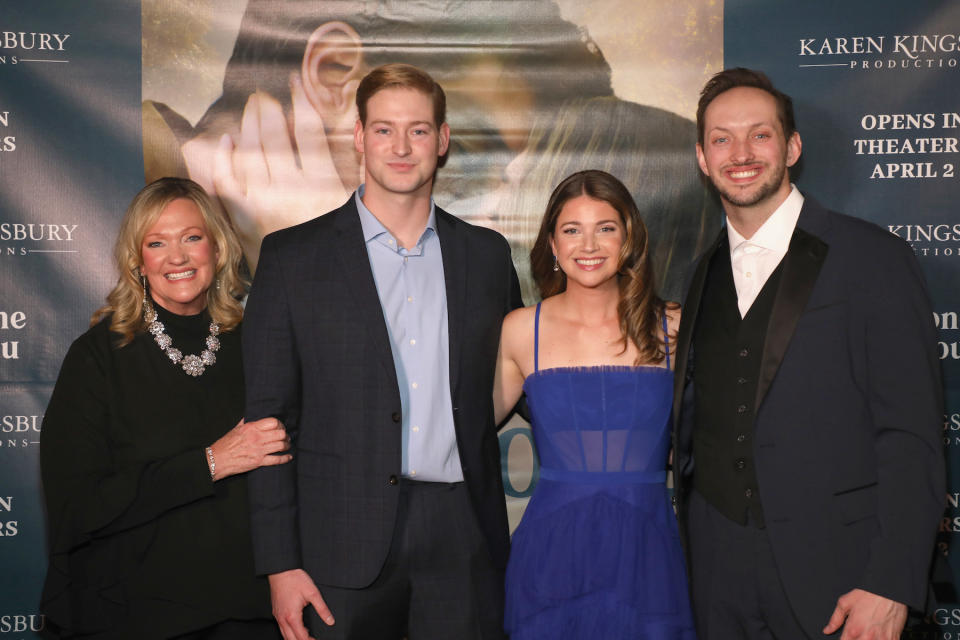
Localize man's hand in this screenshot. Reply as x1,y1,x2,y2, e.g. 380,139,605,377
269,568,335,640
822,588,907,639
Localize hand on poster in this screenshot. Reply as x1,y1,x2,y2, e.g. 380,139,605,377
212,73,357,272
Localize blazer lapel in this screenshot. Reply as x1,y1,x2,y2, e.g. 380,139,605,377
755,226,828,410
672,233,723,423
333,200,399,388
436,208,465,396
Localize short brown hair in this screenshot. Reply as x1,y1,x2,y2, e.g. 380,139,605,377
356,63,446,126
696,67,796,145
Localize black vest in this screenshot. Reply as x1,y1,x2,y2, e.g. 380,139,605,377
692,242,784,527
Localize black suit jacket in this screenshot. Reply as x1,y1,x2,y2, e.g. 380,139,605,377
672,197,944,635
243,196,522,588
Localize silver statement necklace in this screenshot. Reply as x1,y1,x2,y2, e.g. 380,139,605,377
143,298,221,377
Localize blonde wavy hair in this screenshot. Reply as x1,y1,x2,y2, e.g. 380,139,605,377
92,177,247,346
530,170,670,365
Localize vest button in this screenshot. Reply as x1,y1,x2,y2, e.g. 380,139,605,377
737,434,746,443
745,488,753,498
391,412,401,423
734,458,746,471
737,404,747,414
737,377,747,385
739,348,749,358
388,475,398,485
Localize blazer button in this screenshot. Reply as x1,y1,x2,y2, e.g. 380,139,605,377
388,475,398,485
391,412,401,423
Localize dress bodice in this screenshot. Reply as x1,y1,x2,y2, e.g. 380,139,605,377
523,366,673,480
522,302,673,482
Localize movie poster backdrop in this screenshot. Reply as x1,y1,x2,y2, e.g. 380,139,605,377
0,0,955,637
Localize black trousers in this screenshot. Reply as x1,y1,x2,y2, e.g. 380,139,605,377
306,480,506,640
687,490,835,640
172,619,281,640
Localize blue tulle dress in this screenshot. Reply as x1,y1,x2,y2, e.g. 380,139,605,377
504,303,696,639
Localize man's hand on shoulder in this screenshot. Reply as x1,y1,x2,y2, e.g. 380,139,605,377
269,568,335,640
823,588,907,639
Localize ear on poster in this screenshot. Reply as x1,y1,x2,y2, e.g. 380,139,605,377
300,21,365,123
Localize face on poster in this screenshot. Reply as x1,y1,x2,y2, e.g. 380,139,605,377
142,0,723,299
141,0,723,527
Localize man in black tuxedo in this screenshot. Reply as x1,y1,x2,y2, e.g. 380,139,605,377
242,63,521,640
672,68,944,640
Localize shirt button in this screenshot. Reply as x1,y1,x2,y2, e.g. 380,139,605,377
739,348,749,358
391,412,401,423
745,272,752,278
411,382,418,390
736,434,746,443
388,475,398,485
409,339,416,346
734,458,746,471
407,296,413,303
388,238,395,245
410,469,417,476
737,404,747,414
412,425,420,433
745,488,753,498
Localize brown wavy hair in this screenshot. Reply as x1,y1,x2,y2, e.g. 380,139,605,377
530,170,669,364
92,177,248,346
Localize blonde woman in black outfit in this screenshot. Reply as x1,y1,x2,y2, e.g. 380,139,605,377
40,178,289,639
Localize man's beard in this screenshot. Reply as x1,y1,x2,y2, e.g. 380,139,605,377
712,158,787,208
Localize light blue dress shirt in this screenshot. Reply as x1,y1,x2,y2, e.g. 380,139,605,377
355,188,463,482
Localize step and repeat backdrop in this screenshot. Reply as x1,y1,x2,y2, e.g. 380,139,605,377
0,0,956,637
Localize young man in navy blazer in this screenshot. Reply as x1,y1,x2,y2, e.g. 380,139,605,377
243,63,522,640
672,68,944,640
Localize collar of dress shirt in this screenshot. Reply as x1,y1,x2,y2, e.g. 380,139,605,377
355,185,437,247
726,184,804,256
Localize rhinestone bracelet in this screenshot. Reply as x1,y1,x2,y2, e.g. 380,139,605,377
205,446,216,480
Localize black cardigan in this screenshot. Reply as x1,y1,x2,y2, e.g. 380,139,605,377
40,304,272,638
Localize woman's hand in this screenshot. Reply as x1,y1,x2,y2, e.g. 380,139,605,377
208,417,292,480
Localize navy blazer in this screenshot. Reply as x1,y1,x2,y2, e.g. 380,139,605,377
243,196,522,588
672,197,944,636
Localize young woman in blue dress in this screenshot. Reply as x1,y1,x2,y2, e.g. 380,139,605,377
494,169,696,639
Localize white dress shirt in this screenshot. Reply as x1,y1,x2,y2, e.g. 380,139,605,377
726,185,804,318
355,188,463,482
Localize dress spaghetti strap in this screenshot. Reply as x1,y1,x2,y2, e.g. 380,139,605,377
533,302,542,373
662,313,671,371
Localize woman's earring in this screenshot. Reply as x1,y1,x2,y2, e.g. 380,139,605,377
553,255,560,272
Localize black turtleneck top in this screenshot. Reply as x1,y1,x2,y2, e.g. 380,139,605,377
40,304,272,638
